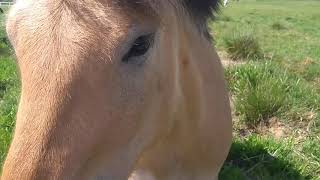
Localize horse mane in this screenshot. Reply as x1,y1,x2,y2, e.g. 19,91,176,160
123,0,221,21
122,0,221,37
183,0,220,22
182,0,220,38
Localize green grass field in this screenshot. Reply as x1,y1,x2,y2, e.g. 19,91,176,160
0,0,319,179
212,0,320,179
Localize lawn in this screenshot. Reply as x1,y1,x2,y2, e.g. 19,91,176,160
0,0,320,179
211,0,320,179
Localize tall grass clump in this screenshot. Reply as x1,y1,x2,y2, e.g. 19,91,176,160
226,62,287,126
226,62,320,128
224,28,262,61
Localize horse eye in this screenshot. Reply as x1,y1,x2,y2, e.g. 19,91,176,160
122,34,154,63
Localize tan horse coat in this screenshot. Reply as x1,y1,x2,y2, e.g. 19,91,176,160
2,0,232,179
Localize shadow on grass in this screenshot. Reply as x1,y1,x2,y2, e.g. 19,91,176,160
219,137,309,180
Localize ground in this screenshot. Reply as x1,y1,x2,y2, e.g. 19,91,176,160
0,0,319,179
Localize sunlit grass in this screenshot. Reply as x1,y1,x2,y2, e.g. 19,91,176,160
0,56,19,168
212,0,320,179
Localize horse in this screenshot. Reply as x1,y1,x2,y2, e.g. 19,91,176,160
1,0,232,179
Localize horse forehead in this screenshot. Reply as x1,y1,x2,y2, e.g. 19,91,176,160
12,0,147,22
8,0,163,56
10,1,135,41
10,0,163,35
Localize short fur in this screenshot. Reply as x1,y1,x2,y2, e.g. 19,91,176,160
2,0,231,179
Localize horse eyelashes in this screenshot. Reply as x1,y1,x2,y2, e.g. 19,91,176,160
122,33,154,63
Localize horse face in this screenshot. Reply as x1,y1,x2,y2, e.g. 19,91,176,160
3,1,178,179
2,1,232,179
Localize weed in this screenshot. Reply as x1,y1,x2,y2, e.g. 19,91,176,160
226,62,287,126
224,29,262,61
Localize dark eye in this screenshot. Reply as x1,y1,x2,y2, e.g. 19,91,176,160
122,34,154,63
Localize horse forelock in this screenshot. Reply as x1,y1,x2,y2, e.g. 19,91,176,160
63,0,219,38
117,0,220,38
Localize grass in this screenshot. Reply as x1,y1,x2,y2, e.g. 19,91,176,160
220,135,320,179
211,0,320,62
0,57,19,168
225,62,288,126
0,0,319,179
211,0,320,179
226,62,320,128
0,6,19,169
224,29,262,60
271,22,287,30
215,15,233,22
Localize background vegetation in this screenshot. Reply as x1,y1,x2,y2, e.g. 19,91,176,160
0,0,319,179
0,6,19,168
212,0,320,179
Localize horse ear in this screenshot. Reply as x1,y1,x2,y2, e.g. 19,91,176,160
183,0,220,21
